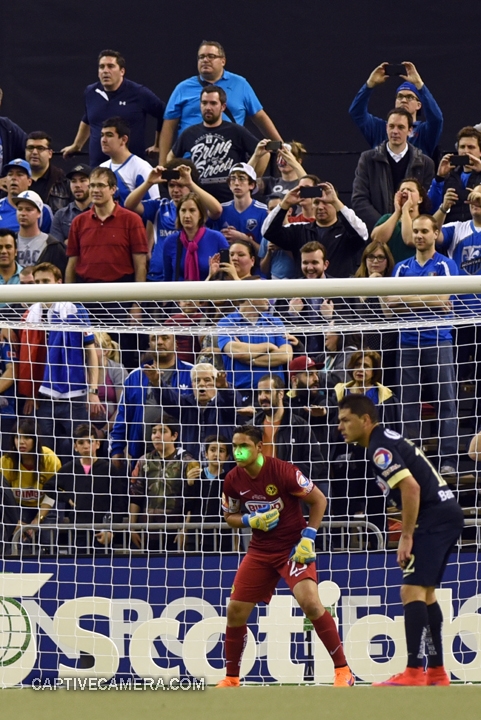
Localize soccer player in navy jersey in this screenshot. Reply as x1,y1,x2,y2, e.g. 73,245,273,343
338,394,464,686
217,424,354,688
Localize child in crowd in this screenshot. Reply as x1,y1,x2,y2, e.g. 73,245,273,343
43,424,128,552
189,434,233,551
0,418,60,543
129,417,199,551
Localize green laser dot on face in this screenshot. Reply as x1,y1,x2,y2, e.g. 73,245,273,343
234,448,250,462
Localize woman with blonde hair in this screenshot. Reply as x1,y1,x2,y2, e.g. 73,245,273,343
352,241,398,388
93,332,128,437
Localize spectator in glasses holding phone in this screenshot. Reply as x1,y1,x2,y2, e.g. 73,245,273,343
428,126,481,223
262,181,368,277
349,61,443,159
371,177,429,263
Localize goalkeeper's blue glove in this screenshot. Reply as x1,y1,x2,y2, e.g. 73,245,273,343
289,527,317,564
242,504,279,532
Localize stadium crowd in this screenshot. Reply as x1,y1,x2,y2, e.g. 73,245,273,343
0,43,480,555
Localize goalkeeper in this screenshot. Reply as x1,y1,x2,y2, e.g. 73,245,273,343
217,424,354,688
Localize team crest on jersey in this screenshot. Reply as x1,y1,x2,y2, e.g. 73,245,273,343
373,448,393,470
246,218,258,231
296,470,313,491
384,429,401,440
266,484,277,496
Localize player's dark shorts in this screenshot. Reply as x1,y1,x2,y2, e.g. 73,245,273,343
402,501,464,587
230,548,318,604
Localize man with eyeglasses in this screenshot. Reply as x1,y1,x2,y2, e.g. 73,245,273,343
25,131,70,214
66,167,147,285
349,61,443,159
62,49,165,167
159,40,281,164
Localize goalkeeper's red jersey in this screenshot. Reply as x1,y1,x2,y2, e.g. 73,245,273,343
222,455,314,554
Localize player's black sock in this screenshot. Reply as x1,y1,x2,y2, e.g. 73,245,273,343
404,600,429,669
426,601,444,668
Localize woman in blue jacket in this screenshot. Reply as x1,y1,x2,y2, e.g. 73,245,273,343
163,193,228,281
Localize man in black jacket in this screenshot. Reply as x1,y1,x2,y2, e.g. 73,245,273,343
352,108,434,232
262,181,368,277
254,373,327,488
25,131,70,214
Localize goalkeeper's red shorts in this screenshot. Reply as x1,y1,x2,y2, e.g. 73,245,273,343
230,549,318,604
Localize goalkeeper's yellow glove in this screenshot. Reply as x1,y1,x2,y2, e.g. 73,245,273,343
242,504,279,532
289,527,317,564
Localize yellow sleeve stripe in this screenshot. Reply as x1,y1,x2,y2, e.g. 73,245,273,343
387,468,412,488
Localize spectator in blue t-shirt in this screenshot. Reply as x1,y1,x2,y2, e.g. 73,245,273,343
62,49,165,166
217,297,293,405
124,160,222,282
348,61,443,158
211,163,268,254
434,183,481,430
386,215,458,473
31,262,102,463
159,40,281,164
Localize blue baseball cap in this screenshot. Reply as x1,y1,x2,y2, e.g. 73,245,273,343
2,158,32,177
396,82,421,100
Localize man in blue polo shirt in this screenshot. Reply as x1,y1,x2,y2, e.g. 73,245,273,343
387,215,458,473
62,49,165,166
159,40,281,164
348,61,443,159
0,159,52,233
217,297,293,406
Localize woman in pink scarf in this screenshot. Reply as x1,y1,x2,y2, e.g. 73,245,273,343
163,193,229,281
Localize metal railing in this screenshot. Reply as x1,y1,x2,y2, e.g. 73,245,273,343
9,519,385,555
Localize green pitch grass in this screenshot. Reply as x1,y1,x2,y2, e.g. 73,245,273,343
5,686,481,720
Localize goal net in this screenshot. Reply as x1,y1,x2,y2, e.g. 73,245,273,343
0,276,479,687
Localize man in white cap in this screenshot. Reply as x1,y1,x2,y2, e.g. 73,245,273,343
211,162,267,253
13,190,67,276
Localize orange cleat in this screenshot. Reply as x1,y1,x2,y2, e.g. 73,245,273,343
372,667,427,686
333,665,355,687
426,667,450,686
216,676,240,688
